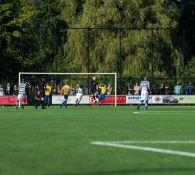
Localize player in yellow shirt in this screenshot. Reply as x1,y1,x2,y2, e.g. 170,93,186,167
98,84,107,103
44,82,52,108
60,81,71,108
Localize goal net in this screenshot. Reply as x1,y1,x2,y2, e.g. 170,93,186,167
19,72,117,106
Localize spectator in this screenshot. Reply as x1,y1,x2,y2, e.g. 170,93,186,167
127,80,133,95
5,83,11,95
107,84,112,95
13,85,18,95
57,86,61,95
174,81,182,95
165,84,170,95
0,85,4,96
159,83,165,95
186,82,193,95
52,85,57,95
133,83,140,95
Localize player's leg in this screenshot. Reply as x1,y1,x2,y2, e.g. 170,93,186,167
75,94,79,107
78,95,83,106
95,94,99,106
63,95,68,108
76,94,82,107
47,96,50,108
16,99,19,109
45,96,49,108
75,99,78,107
41,97,45,109
144,94,149,110
137,95,143,110
137,101,142,110
44,96,47,107
92,91,99,105
98,93,105,105
137,91,147,110
144,100,148,110
35,98,39,109
21,95,25,109
48,95,52,108
16,94,21,109
16,95,24,109
92,91,96,101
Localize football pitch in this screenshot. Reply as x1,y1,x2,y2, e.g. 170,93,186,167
0,106,195,175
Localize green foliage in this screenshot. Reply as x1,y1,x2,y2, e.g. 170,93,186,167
185,56,195,77
62,0,182,77
0,0,193,82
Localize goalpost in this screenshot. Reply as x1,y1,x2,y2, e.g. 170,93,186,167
18,72,118,106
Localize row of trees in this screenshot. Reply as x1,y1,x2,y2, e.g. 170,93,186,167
0,0,195,83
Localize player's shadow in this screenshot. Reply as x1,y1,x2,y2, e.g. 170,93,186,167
46,167,195,175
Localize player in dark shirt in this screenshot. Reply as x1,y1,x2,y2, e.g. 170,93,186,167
90,76,99,103
34,85,45,109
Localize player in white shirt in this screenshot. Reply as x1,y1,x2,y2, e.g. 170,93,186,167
16,79,27,109
75,84,83,107
0,85,4,96
137,77,150,111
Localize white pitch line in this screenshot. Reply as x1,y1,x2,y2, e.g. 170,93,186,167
133,112,192,115
91,141,195,158
109,141,195,144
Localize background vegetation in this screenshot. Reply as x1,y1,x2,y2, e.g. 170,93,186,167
0,0,195,83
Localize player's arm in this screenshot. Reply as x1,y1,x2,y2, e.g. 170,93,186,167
98,86,102,92
70,87,75,94
60,87,64,95
26,82,31,87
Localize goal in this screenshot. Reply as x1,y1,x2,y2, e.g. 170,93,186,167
18,72,117,106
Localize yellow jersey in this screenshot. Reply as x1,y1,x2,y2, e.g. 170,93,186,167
100,86,107,95
63,85,70,95
45,85,52,96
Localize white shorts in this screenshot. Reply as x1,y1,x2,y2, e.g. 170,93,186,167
76,94,83,101
17,94,26,101
141,91,149,102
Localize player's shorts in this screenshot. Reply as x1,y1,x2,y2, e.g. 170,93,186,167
44,96,50,102
17,94,26,101
99,93,105,101
64,95,69,100
76,94,82,100
141,91,149,102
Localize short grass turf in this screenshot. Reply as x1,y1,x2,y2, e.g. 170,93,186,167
0,106,195,175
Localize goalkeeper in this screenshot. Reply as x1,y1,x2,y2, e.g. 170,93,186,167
90,76,98,102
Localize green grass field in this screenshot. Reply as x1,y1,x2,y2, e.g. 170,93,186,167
0,106,195,175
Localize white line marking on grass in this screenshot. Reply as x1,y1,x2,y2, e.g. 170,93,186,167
90,141,195,158
109,141,195,144
132,111,193,115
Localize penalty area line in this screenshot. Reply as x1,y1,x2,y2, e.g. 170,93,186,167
109,140,195,144
133,111,191,115
90,141,195,158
